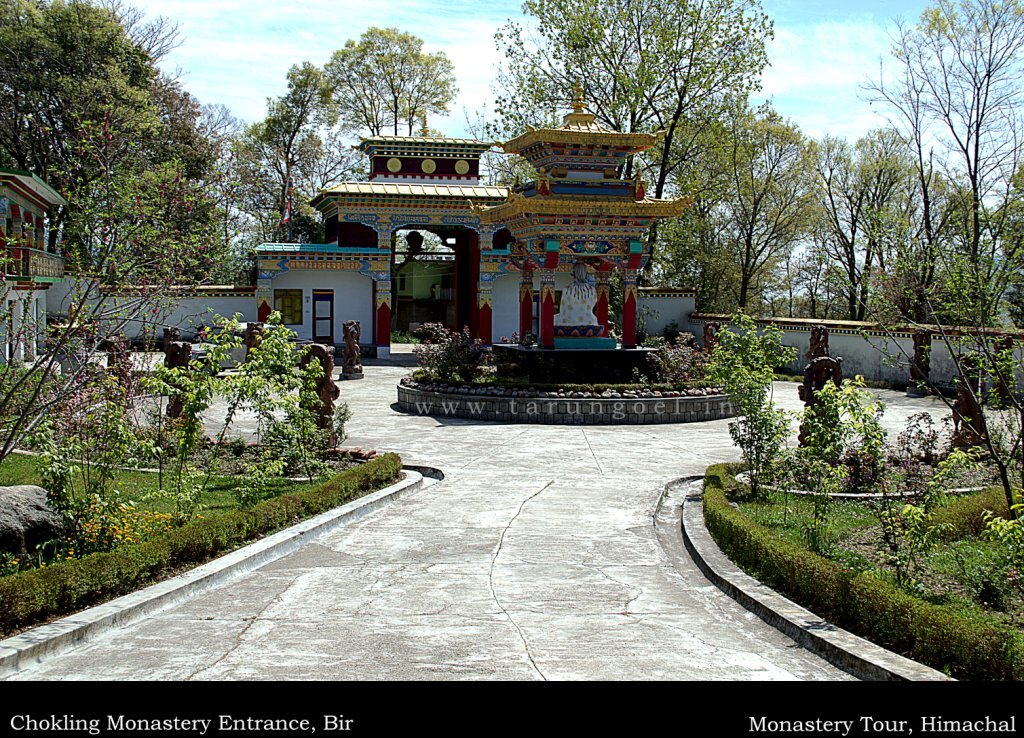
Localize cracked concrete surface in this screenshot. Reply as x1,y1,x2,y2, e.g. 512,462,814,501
7,364,950,681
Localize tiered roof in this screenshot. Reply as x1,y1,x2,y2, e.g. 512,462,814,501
0,168,67,212
500,85,664,175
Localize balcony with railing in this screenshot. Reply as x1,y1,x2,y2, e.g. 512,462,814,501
5,245,64,280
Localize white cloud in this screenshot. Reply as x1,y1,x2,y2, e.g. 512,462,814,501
132,0,926,142
756,16,901,139
133,0,519,130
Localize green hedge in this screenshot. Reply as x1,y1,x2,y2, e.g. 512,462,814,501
0,453,402,637
702,463,1024,680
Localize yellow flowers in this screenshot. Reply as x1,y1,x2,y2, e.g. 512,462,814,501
72,498,180,555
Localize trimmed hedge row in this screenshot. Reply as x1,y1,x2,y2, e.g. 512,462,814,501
702,463,1024,681
0,453,402,637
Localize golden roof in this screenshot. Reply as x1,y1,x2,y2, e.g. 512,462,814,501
476,194,692,222
324,181,507,197
357,135,494,148
313,181,508,204
501,86,665,153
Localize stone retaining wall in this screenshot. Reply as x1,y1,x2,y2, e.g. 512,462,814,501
397,384,734,425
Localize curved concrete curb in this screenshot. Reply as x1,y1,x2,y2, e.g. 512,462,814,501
0,469,427,679
667,477,952,682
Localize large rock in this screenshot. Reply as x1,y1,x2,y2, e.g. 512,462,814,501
0,485,65,556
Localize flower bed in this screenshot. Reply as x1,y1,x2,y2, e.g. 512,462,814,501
702,463,1024,680
0,453,402,637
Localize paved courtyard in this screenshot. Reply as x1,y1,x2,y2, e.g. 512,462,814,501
8,362,949,680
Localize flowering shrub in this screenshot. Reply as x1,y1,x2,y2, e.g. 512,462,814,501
32,365,155,555
645,333,709,386
413,323,488,383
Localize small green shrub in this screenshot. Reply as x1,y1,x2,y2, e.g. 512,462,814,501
933,487,1013,540
707,313,796,498
0,454,402,636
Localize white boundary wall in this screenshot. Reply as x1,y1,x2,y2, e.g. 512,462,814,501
640,291,696,338
47,278,257,343
267,270,372,342
686,313,1024,387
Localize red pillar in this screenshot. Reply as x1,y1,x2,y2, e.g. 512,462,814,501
622,269,638,349
519,268,533,342
467,232,481,338
539,270,555,349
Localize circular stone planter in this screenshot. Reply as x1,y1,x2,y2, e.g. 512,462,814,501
396,380,734,425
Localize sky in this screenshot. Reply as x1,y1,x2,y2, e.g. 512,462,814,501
130,0,933,141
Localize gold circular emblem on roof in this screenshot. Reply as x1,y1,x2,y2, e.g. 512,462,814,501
454,159,470,175
421,158,437,174
386,157,401,172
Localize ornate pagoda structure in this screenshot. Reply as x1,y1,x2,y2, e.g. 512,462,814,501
478,85,690,350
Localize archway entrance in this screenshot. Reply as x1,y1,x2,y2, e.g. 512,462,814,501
392,225,493,337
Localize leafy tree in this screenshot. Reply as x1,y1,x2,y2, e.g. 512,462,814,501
864,0,1024,520
492,0,773,272
869,0,1024,325
325,27,458,136
232,63,359,246
0,113,221,465
0,0,212,257
812,130,912,320
717,106,815,309
649,117,737,311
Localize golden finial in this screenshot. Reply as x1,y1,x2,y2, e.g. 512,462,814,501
633,168,647,200
419,113,429,137
572,82,585,113
537,166,551,196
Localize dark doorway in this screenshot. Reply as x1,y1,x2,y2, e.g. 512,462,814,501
313,290,334,344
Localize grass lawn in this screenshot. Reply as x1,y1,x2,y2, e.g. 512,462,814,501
0,453,316,518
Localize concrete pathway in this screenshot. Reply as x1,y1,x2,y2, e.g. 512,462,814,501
9,369,948,680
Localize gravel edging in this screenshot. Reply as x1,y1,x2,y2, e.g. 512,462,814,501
0,469,426,678
673,477,952,682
